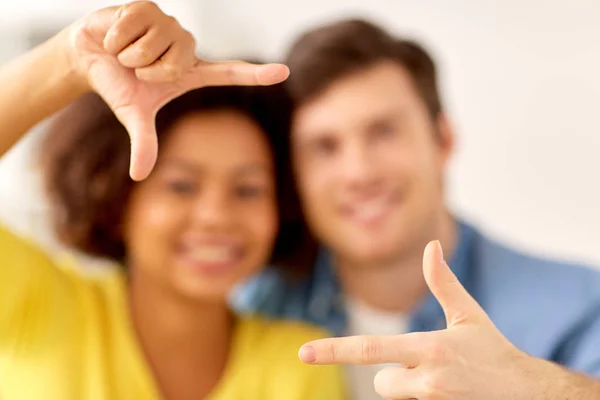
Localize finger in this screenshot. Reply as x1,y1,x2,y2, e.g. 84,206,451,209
113,107,158,181
180,61,290,89
298,334,423,367
103,3,155,55
117,26,173,68
129,123,158,181
134,33,196,83
423,241,489,327
374,366,420,400
81,6,121,43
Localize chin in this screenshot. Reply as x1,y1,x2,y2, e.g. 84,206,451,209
339,235,408,267
174,278,235,304
340,247,395,268
170,256,262,301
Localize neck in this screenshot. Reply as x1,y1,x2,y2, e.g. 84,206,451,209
128,272,233,400
337,212,458,313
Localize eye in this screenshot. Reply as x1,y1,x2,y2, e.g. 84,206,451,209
371,121,397,140
166,179,197,195
235,184,266,199
311,136,338,157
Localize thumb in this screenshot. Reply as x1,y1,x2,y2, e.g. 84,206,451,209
115,107,158,181
423,240,489,327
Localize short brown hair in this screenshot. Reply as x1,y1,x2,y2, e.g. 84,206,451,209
40,85,317,276
285,18,443,118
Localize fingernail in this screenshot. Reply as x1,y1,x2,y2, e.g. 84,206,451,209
436,240,444,263
298,345,316,363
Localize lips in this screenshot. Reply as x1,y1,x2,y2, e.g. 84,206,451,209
178,239,244,275
341,192,400,226
187,246,238,263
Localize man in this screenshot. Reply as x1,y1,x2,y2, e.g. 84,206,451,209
231,18,600,399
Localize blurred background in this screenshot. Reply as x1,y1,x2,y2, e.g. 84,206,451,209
0,0,599,266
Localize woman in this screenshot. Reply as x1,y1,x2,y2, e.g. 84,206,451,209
0,2,345,400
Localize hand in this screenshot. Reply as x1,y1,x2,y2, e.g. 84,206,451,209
63,1,289,181
298,241,560,400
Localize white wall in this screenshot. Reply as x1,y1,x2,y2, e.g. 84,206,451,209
1,0,599,266
0,0,204,254
195,0,600,266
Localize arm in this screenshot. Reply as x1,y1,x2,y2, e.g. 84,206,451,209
0,223,73,346
0,30,86,158
0,1,289,179
531,360,600,400
0,32,87,344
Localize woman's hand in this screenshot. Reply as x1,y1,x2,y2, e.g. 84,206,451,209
64,1,289,180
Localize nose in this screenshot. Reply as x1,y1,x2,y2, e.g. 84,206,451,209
339,139,382,192
190,186,232,230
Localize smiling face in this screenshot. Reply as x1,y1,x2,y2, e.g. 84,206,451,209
292,61,453,268
123,110,278,301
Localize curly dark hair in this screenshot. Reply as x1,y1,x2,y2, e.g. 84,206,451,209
40,84,317,277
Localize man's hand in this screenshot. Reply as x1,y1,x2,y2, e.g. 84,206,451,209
64,1,289,180
298,241,600,399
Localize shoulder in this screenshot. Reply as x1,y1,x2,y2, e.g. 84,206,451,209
473,229,600,300
236,315,333,351
0,223,122,355
0,222,53,266
468,226,600,352
0,221,122,324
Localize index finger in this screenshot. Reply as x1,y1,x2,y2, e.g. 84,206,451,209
183,60,290,88
298,333,424,367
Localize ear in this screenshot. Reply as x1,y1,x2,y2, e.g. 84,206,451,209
435,112,455,167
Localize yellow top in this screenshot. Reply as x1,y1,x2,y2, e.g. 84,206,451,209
0,224,346,400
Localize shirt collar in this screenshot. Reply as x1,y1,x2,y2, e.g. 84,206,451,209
306,220,479,334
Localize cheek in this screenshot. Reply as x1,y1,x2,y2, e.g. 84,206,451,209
297,167,331,210
294,154,330,204
383,139,439,183
242,199,279,256
124,196,186,263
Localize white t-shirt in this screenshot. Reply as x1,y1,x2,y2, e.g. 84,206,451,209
345,297,409,400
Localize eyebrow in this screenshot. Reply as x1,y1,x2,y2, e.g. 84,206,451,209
362,108,407,129
157,159,272,177
296,107,406,143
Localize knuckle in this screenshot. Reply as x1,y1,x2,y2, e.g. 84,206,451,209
135,47,153,64
116,2,135,18
134,67,153,83
120,1,158,18
109,24,125,40
421,372,449,400
162,63,183,81
373,368,398,397
359,338,383,363
137,1,160,12
324,341,338,362
183,29,196,48
165,15,179,28
224,64,239,84
118,47,147,66
166,63,183,80
426,341,454,363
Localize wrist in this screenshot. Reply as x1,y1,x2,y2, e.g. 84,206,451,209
513,354,592,400
48,24,91,96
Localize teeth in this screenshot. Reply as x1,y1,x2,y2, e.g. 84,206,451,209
352,201,388,222
187,246,236,264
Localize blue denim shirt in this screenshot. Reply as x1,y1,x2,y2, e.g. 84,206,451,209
231,220,600,375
